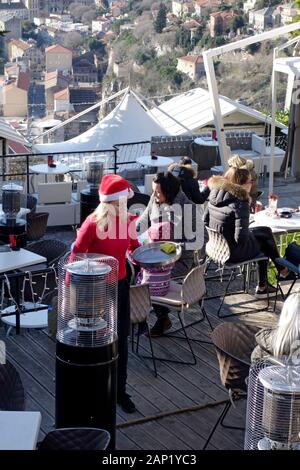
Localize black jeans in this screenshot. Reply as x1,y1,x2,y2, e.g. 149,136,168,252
117,278,130,398
250,226,281,286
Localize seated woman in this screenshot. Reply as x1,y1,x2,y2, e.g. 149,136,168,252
228,154,259,211
168,156,210,204
205,167,289,298
137,171,204,336
251,292,300,362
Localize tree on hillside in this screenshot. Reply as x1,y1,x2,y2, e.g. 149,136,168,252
88,38,106,55
22,21,37,40
154,3,167,34
231,15,244,33
62,31,83,49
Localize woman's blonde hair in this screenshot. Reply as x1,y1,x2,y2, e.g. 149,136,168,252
224,167,250,186
91,198,128,231
272,292,300,358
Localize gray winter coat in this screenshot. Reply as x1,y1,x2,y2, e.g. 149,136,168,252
251,327,300,363
204,175,260,263
137,189,204,277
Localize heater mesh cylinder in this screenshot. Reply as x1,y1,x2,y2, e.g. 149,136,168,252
57,253,118,347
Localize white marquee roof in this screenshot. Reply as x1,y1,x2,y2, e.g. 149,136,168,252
34,92,170,153
0,117,28,145
149,87,287,135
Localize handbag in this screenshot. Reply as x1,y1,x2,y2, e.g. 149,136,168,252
285,242,300,266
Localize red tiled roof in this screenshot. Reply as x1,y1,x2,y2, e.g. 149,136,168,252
195,0,219,7
178,55,204,64
45,44,72,54
54,87,69,100
183,20,201,29
210,10,237,18
17,72,30,91
8,38,31,51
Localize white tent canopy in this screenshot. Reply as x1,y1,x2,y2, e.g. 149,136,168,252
34,92,170,154
0,117,28,145
149,87,286,135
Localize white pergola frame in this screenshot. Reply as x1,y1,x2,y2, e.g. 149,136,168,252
202,21,300,195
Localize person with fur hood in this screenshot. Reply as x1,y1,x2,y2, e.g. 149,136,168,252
168,156,209,204
204,167,290,299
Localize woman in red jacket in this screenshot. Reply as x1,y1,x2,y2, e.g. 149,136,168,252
71,174,139,413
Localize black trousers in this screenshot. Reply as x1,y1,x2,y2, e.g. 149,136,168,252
250,226,281,286
117,278,130,398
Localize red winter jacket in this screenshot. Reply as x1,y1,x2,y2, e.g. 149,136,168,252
71,213,140,280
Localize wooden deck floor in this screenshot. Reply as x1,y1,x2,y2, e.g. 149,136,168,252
2,175,300,450
0,284,287,451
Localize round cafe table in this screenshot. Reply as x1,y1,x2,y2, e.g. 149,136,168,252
250,209,300,234
194,137,219,147
30,163,70,177
136,155,174,168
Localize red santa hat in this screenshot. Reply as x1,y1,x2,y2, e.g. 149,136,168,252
98,174,134,202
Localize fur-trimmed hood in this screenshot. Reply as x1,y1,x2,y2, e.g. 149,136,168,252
168,163,197,179
207,175,249,207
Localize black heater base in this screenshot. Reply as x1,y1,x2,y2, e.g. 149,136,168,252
55,339,118,450
80,189,99,225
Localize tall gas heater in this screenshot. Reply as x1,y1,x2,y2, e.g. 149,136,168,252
0,183,26,249
80,158,105,224
55,254,118,448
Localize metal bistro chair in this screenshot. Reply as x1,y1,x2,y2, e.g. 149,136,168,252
203,322,259,450
205,227,269,318
38,427,110,450
273,256,300,310
149,264,212,366
130,284,157,377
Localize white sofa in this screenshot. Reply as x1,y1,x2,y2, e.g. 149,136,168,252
35,182,80,226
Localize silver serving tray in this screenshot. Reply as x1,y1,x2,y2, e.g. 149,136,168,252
132,242,182,268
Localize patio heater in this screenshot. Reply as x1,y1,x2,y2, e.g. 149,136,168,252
56,254,118,449
0,183,26,249
80,159,105,224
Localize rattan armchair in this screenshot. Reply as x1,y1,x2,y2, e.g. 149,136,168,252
203,322,259,450
27,212,49,241
0,361,25,411
38,427,110,450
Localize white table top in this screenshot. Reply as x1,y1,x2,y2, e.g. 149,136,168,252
250,209,300,233
0,248,47,273
0,411,41,450
1,303,48,329
137,155,174,167
30,163,70,175
0,204,30,219
194,137,219,147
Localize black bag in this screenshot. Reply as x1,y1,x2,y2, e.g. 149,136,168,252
285,242,300,266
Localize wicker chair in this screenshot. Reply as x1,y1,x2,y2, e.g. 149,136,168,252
27,212,49,241
27,239,68,266
0,361,25,411
38,427,110,450
203,322,260,450
130,284,157,377
205,227,269,318
149,264,212,366
26,194,37,214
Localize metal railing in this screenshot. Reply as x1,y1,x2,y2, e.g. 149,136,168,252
1,140,151,193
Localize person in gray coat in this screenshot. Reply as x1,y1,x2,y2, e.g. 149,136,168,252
204,168,289,298
137,171,204,336
251,292,300,363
